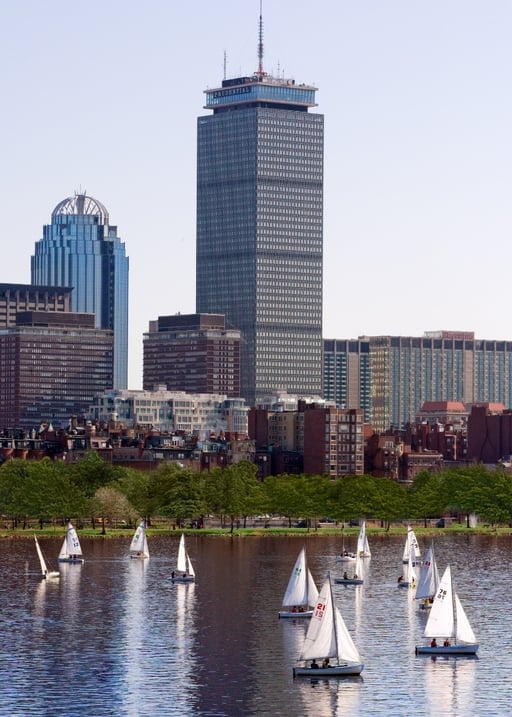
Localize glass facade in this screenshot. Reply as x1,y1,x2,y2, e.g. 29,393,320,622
197,75,324,405
31,194,129,389
367,333,512,432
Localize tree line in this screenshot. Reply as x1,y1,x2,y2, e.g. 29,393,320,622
0,453,511,529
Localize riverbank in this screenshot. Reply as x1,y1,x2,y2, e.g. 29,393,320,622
1,521,510,539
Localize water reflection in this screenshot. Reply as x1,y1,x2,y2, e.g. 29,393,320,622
2,534,512,715
295,675,362,715
425,656,477,716
121,558,147,714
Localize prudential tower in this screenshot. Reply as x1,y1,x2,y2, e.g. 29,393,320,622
196,9,324,406
31,192,129,389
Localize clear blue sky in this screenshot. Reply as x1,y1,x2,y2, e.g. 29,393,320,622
1,1,511,389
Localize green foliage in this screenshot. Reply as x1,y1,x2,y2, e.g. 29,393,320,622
0,458,87,521
148,462,205,524
2,454,512,529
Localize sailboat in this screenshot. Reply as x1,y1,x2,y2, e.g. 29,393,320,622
357,521,371,558
172,534,195,582
293,574,364,677
278,547,319,618
402,525,421,565
415,541,439,609
335,530,356,563
415,565,478,655
334,553,364,585
398,542,417,589
129,520,149,559
34,535,60,579
58,522,84,563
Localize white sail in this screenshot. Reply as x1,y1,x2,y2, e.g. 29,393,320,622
300,576,361,664
307,569,319,606
423,565,476,643
454,593,477,644
58,522,83,561
34,535,59,579
334,600,362,664
186,554,195,578
173,534,195,581
129,521,149,558
357,521,371,557
35,535,48,575
403,526,421,563
407,544,417,586
177,534,188,573
282,547,314,608
416,542,439,601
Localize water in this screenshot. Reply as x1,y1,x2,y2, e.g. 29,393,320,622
1,532,511,716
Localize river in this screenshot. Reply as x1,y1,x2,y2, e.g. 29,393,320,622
0,531,510,716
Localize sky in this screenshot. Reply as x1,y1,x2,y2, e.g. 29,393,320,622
1,1,511,389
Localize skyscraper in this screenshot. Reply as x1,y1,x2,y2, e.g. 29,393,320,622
196,13,324,406
31,193,129,389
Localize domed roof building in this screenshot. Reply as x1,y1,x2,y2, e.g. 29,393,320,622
31,192,129,389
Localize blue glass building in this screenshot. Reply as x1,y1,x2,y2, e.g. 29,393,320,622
31,193,129,389
196,66,324,406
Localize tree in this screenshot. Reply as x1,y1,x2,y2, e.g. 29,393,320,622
91,486,137,534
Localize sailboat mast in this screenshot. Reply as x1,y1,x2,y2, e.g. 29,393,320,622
451,567,457,641
328,574,340,665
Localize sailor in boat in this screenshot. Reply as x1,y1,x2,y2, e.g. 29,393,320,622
310,659,319,669
443,639,451,647
398,575,404,584
322,658,330,668
431,638,437,648
343,571,348,580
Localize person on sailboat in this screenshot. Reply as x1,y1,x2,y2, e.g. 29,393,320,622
322,658,330,668
431,638,437,648
443,639,451,647
311,659,319,669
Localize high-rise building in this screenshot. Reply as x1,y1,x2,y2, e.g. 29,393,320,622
323,339,371,420
326,330,512,432
31,193,129,389
196,13,323,406
0,283,72,326
0,311,113,429
143,313,241,396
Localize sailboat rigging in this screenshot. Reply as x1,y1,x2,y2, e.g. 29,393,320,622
129,520,149,559
293,573,364,677
278,547,318,618
172,534,196,582
415,565,478,655
34,535,60,579
415,541,439,609
58,522,84,564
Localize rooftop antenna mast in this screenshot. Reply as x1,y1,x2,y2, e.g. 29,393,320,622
223,50,227,80
257,0,265,77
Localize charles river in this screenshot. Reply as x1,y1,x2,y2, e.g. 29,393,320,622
1,531,511,717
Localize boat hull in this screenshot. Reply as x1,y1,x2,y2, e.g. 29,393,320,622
415,644,479,655
172,576,195,583
336,554,356,563
278,609,313,618
44,571,60,579
333,578,363,585
293,662,364,677
58,557,84,564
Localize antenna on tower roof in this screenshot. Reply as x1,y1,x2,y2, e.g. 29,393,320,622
257,0,264,77
223,50,227,80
